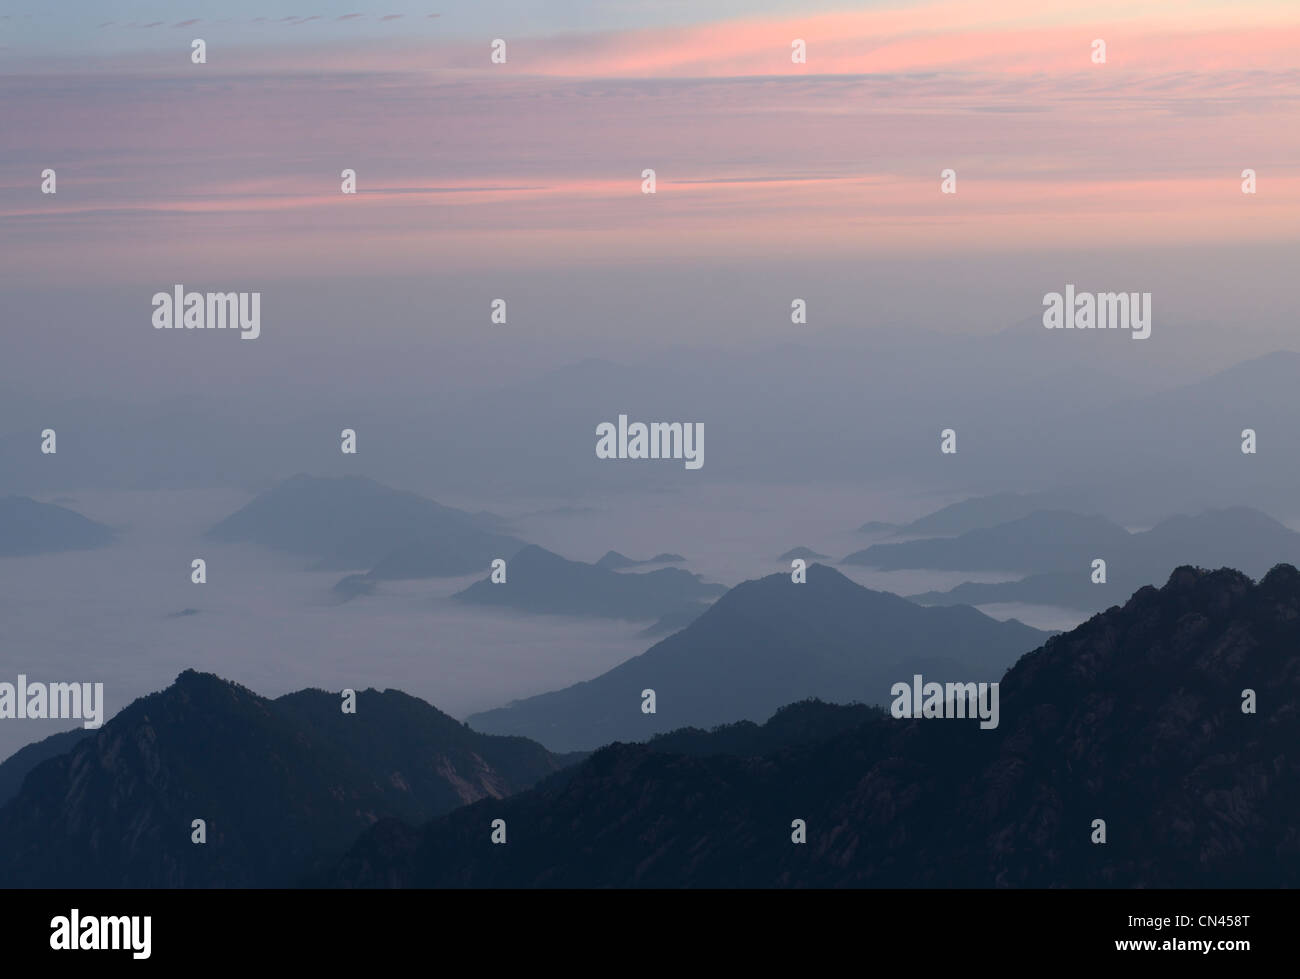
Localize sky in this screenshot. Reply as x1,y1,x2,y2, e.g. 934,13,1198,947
2,0,1298,461
3,0,1297,293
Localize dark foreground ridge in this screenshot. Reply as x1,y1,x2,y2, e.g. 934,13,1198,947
0,671,569,887
334,565,1300,887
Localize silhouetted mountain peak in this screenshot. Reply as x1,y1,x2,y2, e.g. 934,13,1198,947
173,668,242,691
705,562,904,615
1157,563,1254,599
0,671,569,887
777,546,829,561
208,474,518,574
1001,563,1296,714
143,669,261,715
512,544,564,567
468,561,1047,751
1259,562,1300,592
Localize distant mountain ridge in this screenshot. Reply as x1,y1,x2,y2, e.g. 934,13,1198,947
908,507,1300,612
468,563,1048,751
596,551,686,570
0,496,113,556
206,474,527,576
885,492,1081,538
453,544,724,623
9,348,1300,510
844,509,1130,572
778,546,829,561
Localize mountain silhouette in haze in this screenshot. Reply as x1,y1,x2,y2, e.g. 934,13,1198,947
206,474,525,575
0,496,113,556
334,564,1300,888
844,509,1130,572
467,563,1047,751
360,527,528,580
332,573,377,601
855,521,897,535
11,347,1300,514
453,545,724,624
778,546,829,561
595,550,686,570
637,602,711,638
909,507,1300,612
0,671,570,887
885,492,1085,539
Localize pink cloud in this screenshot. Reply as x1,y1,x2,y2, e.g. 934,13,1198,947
2,0,1298,282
